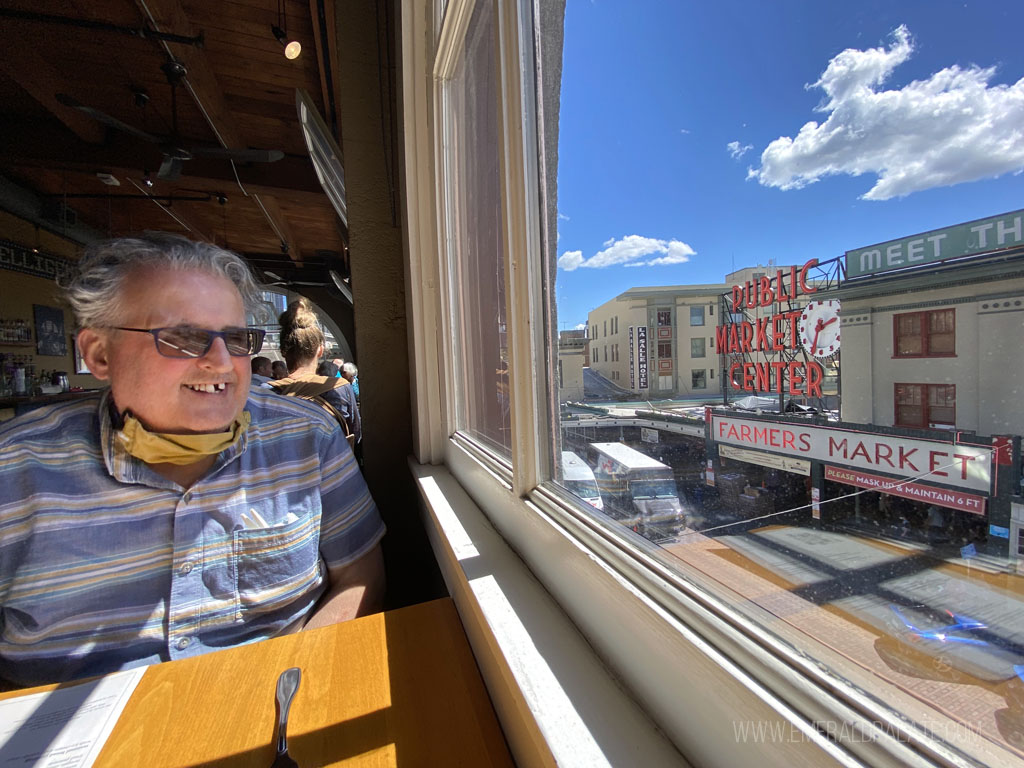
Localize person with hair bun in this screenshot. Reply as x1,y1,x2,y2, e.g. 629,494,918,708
269,298,361,445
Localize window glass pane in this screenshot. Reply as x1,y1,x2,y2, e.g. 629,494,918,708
549,2,1024,760
444,0,510,453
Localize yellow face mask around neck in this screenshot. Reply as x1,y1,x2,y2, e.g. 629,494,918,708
115,411,251,465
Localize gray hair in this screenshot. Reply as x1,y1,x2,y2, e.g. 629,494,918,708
342,362,358,377
61,233,265,328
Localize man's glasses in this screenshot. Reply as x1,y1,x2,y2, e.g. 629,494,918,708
113,326,266,358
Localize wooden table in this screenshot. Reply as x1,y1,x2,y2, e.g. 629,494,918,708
2,598,513,767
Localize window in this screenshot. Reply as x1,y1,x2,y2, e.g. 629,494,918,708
691,338,705,358
442,0,509,454
895,383,956,427
603,319,607,337
406,2,1024,765
893,308,955,357
657,341,672,358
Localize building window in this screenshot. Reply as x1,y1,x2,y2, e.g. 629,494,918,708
603,345,607,362
658,374,673,389
603,319,607,337
657,341,672,359
691,338,705,358
690,306,705,326
691,369,707,389
895,383,956,428
893,308,955,357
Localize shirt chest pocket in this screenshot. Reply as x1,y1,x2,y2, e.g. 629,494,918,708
231,515,323,614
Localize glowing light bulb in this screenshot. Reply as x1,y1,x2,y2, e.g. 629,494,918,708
284,40,301,59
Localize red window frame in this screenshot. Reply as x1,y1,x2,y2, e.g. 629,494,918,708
892,308,955,358
894,383,956,428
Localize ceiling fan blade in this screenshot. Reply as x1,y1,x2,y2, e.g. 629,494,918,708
55,94,160,144
157,156,183,181
189,146,285,163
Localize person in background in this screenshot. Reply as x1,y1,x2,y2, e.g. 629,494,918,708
341,362,360,400
250,355,274,388
0,234,385,688
316,360,340,378
332,358,345,376
271,360,288,380
270,299,361,445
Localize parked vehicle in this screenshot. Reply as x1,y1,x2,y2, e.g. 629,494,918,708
560,451,603,510
588,442,686,540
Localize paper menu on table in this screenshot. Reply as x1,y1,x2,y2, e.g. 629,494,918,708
0,667,145,768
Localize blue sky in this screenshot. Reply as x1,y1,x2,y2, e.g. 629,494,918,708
554,1,1024,330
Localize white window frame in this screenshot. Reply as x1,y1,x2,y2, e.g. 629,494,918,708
400,1,992,766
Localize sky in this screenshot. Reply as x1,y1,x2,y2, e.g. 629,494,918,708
554,1,1024,330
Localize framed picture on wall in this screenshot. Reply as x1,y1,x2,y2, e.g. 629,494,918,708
73,333,91,374
33,304,67,357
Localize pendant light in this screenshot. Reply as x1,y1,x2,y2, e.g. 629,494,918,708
272,0,301,60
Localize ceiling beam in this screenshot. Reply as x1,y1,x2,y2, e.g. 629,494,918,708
132,0,248,150
1,121,324,196
308,0,344,143
0,36,106,144
250,193,299,260
124,176,213,241
134,0,307,255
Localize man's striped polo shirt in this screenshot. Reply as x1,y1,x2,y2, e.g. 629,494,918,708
0,387,385,687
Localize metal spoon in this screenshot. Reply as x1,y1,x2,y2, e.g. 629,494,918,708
271,667,301,768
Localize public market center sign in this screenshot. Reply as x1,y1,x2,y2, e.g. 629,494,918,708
845,208,1024,279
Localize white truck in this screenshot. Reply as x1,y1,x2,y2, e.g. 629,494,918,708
588,442,686,541
560,451,603,510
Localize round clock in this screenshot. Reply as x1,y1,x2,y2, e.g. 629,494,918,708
798,300,841,358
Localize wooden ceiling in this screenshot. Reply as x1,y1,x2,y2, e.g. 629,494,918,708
0,0,349,282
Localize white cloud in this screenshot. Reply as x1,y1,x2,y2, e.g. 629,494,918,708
574,323,586,330
748,25,1024,200
680,128,691,135
727,140,753,160
557,212,570,221
558,250,584,271
557,235,696,271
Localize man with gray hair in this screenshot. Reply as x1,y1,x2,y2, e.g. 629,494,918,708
0,233,385,687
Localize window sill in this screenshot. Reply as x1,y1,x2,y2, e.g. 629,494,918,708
411,441,1017,767
409,457,686,767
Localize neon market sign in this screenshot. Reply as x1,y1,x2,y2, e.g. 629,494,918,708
716,260,831,398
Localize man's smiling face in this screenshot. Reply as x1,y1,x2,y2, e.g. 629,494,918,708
85,266,252,434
